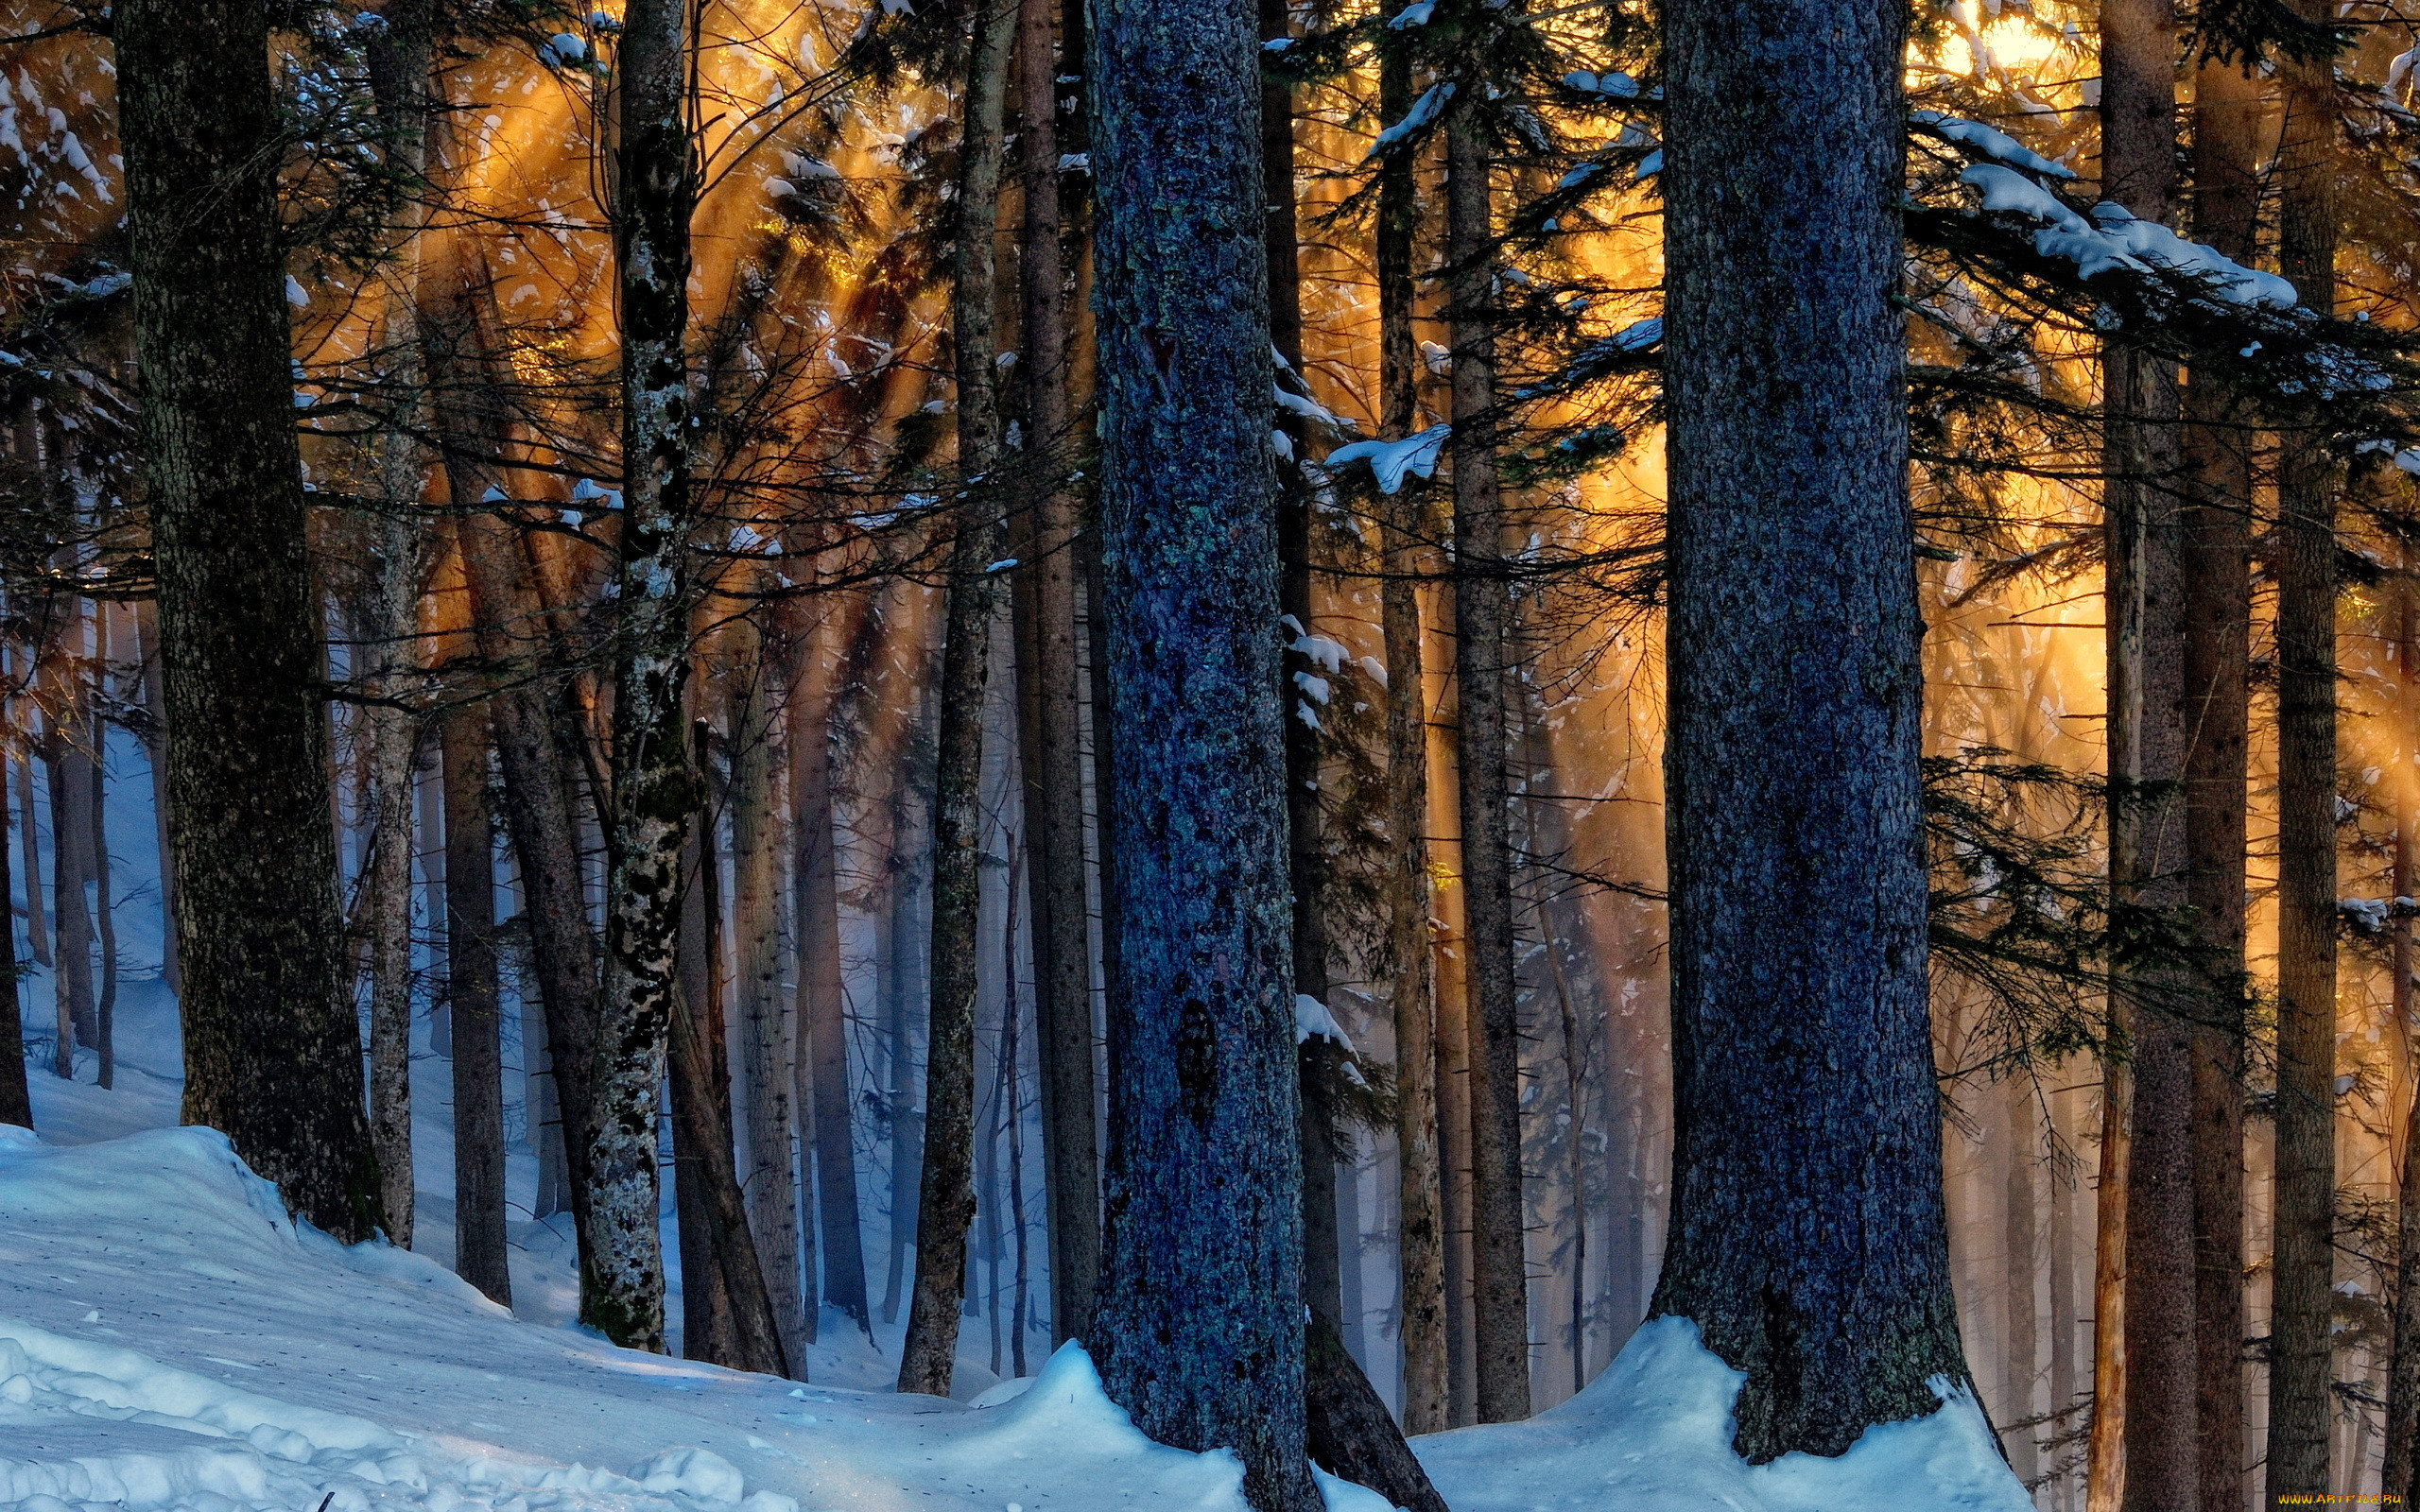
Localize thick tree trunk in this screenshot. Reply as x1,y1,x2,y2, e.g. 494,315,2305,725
2100,0,2198,1500
2183,52,2256,1512
1381,27,1446,1435
583,0,700,1351
791,605,873,1334
898,0,1017,1397
443,702,511,1307
1444,85,1529,1428
1085,0,1317,1500
2265,15,2342,1500
731,636,805,1365
118,0,383,1241
1014,0,1100,1349
359,650,420,1247
1651,0,1972,1459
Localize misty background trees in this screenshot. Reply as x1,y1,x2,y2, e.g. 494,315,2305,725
10,0,2420,1503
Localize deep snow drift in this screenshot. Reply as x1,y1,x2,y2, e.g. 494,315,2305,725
0,1125,2029,1512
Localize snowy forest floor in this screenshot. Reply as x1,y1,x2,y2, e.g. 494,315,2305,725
2,1036,2031,1512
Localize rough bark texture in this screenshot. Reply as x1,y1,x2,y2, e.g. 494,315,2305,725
118,0,383,1241
584,0,700,1350
443,703,511,1307
1444,87,1528,1428
1085,0,1317,1500
2100,0,2198,1501
2265,14,2342,1496
1651,0,1971,1459
2183,52,2256,1512
1378,33,1445,1434
731,640,805,1366
1305,1314,1449,1512
1013,0,1100,1346
44,696,95,1066
897,0,1016,1397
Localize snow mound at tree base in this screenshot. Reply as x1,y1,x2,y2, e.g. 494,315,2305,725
1414,1316,2030,1512
0,1126,1265,1512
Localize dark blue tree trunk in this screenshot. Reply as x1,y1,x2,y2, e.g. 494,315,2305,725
1084,0,1315,1503
1650,0,1972,1460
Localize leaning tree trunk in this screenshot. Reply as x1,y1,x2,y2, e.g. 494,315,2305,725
585,0,700,1350
1444,79,1529,1428
1651,0,1974,1459
117,0,383,1241
1378,25,1447,1442
2184,49,2257,1512
2266,10,2342,1497
1013,0,1101,1349
1085,0,1319,1501
896,0,1016,1398
426,224,605,1275
2101,0,2199,1499
443,699,512,1308
674,756,741,1368
2387,578,2420,1500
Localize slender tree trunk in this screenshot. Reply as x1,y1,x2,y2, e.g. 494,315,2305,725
15,711,44,972
2004,1077,2041,1484
2089,1067,2129,1512
425,229,605,1275
2184,51,2256,1512
732,633,805,1365
791,605,873,1334
1436,892,1476,1423
1085,0,1317,1498
2385,579,2420,1500
443,702,511,1307
675,751,741,1366
1652,0,1973,1457
1443,81,1528,1428
0,692,27,1127
118,0,383,1240
1381,57,1447,1421
584,0,701,1350
1261,0,1340,1354
898,0,1017,1397
132,608,171,994
43,717,91,1075
881,759,922,1329
1014,0,1100,1349
2266,13,2342,1498
90,611,115,1091
360,656,420,1246
2100,0,2199,1502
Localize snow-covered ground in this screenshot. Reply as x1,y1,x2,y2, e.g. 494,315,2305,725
0,1108,2032,1512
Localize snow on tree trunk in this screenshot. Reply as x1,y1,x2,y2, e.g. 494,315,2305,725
584,0,700,1351
118,0,383,1242
1649,0,1972,1458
